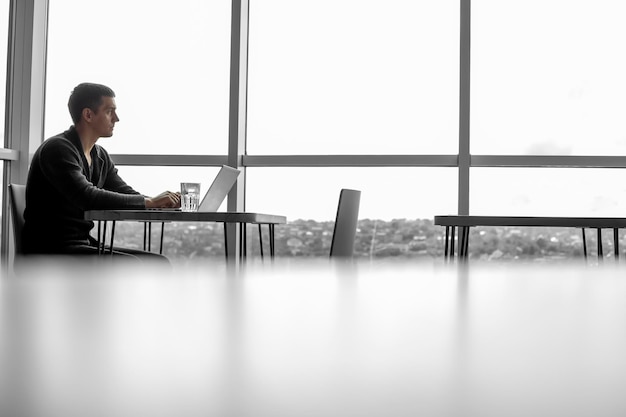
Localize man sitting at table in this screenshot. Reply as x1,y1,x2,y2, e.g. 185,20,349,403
22,82,180,260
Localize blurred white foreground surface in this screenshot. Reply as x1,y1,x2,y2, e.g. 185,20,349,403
1,260,626,417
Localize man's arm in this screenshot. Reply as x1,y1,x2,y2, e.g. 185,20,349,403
102,165,140,195
99,149,180,208
100,150,140,195
38,138,145,209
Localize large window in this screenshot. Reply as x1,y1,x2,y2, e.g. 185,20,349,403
115,166,221,205
45,0,231,155
9,0,626,263
247,0,459,155
246,167,456,221
472,168,626,216
112,166,225,261
471,0,626,155
0,0,7,144
0,0,10,267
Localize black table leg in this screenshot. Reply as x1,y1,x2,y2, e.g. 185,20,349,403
97,221,102,254
160,222,165,255
223,223,228,261
243,223,247,259
582,228,587,260
143,223,148,251
148,222,152,252
101,221,108,255
450,227,456,260
597,228,603,261
258,224,264,260
238,223,246,263
460,227,466,258
459,226,470,260
444,226,450,261
109,221,116,255
270,224,275,259
614,228,619,262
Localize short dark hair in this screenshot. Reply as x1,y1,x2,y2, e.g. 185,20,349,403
67,83,116,124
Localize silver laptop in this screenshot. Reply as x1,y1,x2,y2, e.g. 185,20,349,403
198,165,241,211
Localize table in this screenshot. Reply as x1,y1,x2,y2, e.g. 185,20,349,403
4,261,626,416
85,210,287,260
435,215,626,261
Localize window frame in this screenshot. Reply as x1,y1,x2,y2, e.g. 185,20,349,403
2,0,625,266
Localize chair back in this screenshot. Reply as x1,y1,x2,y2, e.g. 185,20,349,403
8,184,26,255
330,189,361,258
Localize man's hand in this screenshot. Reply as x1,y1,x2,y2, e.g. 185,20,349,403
145,191,181,208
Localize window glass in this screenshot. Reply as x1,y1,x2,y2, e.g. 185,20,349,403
110,166,225,260
45,0,230,155
114,166,221,201
246,167,457,221
0,1,9,266
0,0,8,145
247,0,459,155
106,166,456,261
0,160,3,226
472,0,626,155
246,167,455,259
471,168,626,216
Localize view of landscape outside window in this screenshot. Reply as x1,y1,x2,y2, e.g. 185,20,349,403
38,1,619,264
471,168,626,263
108,166,599,264
467,0,626,262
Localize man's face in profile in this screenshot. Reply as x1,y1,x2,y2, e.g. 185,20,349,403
91,96,119,138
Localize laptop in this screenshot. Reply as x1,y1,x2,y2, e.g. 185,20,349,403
197,165,241,211
146,165,240,212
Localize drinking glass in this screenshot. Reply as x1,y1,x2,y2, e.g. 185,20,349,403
181,182,201,212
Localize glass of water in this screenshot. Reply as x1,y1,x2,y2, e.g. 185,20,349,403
180,182,201,212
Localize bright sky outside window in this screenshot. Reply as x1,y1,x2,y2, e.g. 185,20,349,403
247,0,459,155
471,0,626,155
45,0,230,155
471,168,626,216
245,167,457,221
0,0,8,145
0,1,8,217
114,166,221,204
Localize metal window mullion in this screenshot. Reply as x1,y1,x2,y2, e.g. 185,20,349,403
108,154,459,167
1,0,48,268
109,154,229,167
242,154,458,167
225,0,249,263
472,155,626,168
458,0,471,215
108,153,626,169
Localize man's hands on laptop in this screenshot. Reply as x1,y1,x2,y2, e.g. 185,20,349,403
145,191,181,209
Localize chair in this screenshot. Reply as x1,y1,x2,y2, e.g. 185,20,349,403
8,183,26,256
330,189,361,258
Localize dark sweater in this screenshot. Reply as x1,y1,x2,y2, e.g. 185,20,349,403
22,126,146,253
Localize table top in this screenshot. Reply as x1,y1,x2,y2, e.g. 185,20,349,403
435,215,626,228
85,209,287,224
3,260,626,416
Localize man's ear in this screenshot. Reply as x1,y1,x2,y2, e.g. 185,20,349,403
81,108,92,123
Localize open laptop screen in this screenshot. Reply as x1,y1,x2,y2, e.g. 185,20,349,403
198,165,241,211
